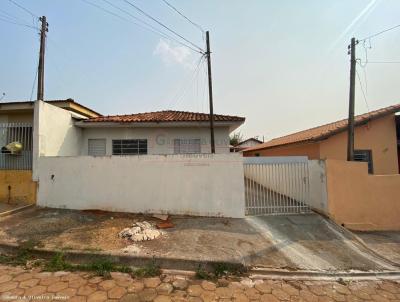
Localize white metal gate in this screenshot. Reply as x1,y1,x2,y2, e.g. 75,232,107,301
244,157,311,215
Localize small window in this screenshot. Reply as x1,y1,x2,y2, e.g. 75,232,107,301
174,139,201,154
354,149,373,173
112,139,147,155
88,139,106,156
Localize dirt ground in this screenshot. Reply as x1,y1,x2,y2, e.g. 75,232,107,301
0,207,397,272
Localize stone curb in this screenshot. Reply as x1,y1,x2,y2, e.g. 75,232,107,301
0,242,245,272
0,204,34,218
250,268,400,281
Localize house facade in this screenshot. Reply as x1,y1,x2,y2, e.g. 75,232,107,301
0,99,245,216
76,111,244,156
0,99,99,204
244,104,400,175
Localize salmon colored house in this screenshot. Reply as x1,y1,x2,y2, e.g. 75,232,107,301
244,104,400,175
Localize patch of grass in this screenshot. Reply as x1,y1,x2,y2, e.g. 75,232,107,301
44,252,73,272
212,262,245,277
43,253,134,277
0,240,38,266
132,259,160,278
195,263,246,280
195,264,213,280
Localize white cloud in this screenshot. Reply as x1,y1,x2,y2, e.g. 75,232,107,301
153,39,195,69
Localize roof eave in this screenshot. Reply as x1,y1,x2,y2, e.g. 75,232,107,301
75,120,244,128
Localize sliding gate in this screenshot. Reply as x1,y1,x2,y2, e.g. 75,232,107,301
244,157,311,215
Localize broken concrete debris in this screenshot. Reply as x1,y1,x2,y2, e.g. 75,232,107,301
119,221,162,242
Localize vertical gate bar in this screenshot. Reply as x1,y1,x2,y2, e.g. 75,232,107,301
262,164,267,214
287,163,296,213
305,161,310,212
272,163,277,214
301,162,305,211
277,163,282,214
270,163,273,214
257,163,261,215
250,164,254,215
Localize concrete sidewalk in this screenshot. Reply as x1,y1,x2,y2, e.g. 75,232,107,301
0,208,397,272
1,264,399,302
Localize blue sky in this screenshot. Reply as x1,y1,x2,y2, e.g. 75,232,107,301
0,0,399,140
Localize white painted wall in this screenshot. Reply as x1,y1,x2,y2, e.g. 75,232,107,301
32,101,84,180
308,160,328,214
35,101,83,157
37,154,245,218
80,126,230,155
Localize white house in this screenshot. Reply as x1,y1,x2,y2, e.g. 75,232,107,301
75,110,245,156
31,100,246,218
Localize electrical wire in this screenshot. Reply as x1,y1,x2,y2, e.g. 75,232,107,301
160,0,204,33
8,0,38,18
122,0,204,52
99,0,203,53
7,0,38,27
359,24,400,42
167,54,205,109
29,64,38,101
0,7,29,24
356,69,370,113
0,16,39,30
366,61,400,64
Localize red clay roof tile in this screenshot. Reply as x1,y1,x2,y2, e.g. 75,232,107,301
245,103,400,152
83,110,245,123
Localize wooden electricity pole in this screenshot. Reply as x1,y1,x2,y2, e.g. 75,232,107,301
347,37,357,161
37,16,48,101
205,31,215,154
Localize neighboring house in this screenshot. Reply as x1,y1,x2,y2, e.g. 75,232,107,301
244,104,400,175
231,137,263,152
0,99,100,203
75,111,245,155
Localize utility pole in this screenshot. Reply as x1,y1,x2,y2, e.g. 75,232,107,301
37,16,48,101
347,37,357,161
205,31,215,154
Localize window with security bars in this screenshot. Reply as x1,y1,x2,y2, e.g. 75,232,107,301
88,139,106,156
354,149,373,174
112,139,147,155
174,138,201,154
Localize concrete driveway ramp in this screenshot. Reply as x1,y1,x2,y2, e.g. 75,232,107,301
246,214,397,271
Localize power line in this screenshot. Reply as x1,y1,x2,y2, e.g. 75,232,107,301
367,61,400,64
160,0,204,33
81,0,202,53
99,0,202,53
7,0,38,21
356,69,370,113
360,24,400,41
0,7,29,24
122,0,204,52
82,0,131,23
0,16,39,30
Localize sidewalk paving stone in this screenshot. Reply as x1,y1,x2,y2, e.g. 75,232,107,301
0,264,399,301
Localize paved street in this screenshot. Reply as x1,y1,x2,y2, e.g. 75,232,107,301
0,265,399,301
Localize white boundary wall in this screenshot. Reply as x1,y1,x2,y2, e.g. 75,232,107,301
33,101,84,180
308,160,328,214
37,154,245,218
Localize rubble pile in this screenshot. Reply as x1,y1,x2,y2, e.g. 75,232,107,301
118,221,161,242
